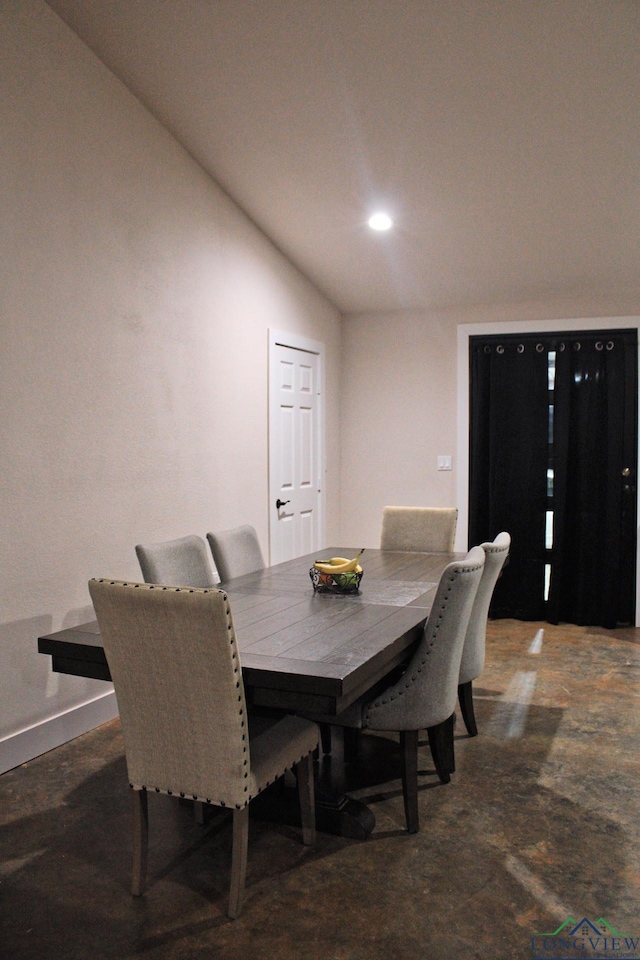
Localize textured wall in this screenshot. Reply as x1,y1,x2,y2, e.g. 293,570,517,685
0,2,341,749
339,310,457,548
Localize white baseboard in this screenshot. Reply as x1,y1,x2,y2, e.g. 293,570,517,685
0,691,119,775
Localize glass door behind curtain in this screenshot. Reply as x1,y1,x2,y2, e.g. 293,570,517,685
469,329,637,628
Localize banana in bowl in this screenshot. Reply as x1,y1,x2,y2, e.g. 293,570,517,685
310,549,364,594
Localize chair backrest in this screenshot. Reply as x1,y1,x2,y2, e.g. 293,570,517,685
88,579,249,807
364,546,485,731
459,532,511,685
206,525,265,582
380,506,458,553
135,535,217,588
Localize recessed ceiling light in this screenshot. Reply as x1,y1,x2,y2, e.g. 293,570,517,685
368,212,394,231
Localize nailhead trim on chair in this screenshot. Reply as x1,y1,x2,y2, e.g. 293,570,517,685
128,748,314,809
96,580,317,810
363,560,484,723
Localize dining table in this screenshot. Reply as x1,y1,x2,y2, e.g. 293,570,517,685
38,547,460,837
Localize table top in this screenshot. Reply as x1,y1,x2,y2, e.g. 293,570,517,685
38,548,458,715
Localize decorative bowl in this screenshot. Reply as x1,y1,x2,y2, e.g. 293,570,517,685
309,566,363,594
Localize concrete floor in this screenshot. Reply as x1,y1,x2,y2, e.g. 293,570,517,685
2,619,639,960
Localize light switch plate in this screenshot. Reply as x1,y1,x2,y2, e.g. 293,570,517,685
437,455,452,471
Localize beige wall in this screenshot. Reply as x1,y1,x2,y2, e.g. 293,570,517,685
0,2,341,763
341,295,640,550
339,311,458,548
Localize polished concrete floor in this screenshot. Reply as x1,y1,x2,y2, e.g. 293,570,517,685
2,619,639,960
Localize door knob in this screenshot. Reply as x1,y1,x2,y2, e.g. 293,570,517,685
276,499,291,509
622,467,631,478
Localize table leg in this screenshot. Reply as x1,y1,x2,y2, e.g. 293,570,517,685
249,770,375,841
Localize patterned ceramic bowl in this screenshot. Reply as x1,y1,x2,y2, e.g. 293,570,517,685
309,567,363,594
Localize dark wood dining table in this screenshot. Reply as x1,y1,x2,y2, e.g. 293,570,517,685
38,547,459,837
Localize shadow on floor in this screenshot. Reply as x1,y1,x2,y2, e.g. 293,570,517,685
1,620,639,960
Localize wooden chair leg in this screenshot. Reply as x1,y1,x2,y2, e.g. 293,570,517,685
400,730,419,833
295,752,317,846
131,789,148,897
427,719,452,784
228,806,249,920
458,681,478,736
444,712,456,773
319,723,332,755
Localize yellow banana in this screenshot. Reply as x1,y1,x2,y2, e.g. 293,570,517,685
313,549,364,575
314,559,356,574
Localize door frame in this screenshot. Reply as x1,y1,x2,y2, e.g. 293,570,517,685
268,329,326,565
457,315,640,626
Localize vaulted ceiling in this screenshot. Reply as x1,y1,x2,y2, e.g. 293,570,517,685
46,0,640,314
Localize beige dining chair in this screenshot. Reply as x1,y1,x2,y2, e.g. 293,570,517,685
135,534,218,587
458,532,511,736
380,506,458,553
88,578,318,919
304,546,485,833
207,525,265,582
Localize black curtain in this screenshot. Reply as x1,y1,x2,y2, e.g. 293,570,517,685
549,332,637,627
469,336,549,619
469,329,637,628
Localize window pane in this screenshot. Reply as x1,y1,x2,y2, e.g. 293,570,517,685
545,510,554,549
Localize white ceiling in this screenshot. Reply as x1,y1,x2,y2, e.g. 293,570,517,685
46,0,640,315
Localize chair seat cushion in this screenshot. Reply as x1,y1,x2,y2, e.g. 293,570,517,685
248,715,318,800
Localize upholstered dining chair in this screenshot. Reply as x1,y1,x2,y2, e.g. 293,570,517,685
458,532,511,736
380,506,458,553
207,525,265,582
305,546,485,833
88,578,318,919
135,534,217,587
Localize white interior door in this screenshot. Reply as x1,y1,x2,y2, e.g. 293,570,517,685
269,331,324,565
